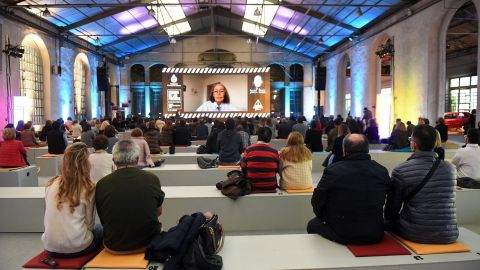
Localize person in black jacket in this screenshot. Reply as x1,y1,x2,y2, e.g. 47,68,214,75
434,117,448,142
305,123,323,152
173,119,192,146
307,134,390,244
277,118,292,139
205,121,225,154
217,118,243,164
47,121,68,154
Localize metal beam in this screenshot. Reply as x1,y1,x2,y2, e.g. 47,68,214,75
100,8,212,48
61,0,149,33
282,0,358,32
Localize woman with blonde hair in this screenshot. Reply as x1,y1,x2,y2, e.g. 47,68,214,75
279,131,313,190
42,142,102,257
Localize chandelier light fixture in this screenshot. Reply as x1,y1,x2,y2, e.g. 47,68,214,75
375,40,394,58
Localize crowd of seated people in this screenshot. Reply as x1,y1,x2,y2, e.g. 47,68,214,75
2,111,480,260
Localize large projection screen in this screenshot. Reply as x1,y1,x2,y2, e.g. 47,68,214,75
162,68,271,115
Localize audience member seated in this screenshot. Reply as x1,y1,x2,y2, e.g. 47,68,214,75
451,128,480,180
406,121,415,136
205,121,225,154
80,123,95,148
305,122,324,152
435,117,449,142
0,128,28,167
130,128,155,168
217,118,243,165
241,127,280,193
236,124,251,150
387,121,409,150
434,130,445,160
326,118,342,152
277,118,292,139
308,134,390,244
385,124,458,244
144,120,163,154
364,118,380,144
155,118,165,133
266,118,277,138
47,121,68,154
95,140,165,254
20,122,39,147
292,117,308,139
195,119,209,140
42,142,103,258
71,121,83,138
173,119,192,146
104,125,119,154
279,131,313,190
159,120,174,146
16,120,25,132
89,135,116,183
39,120,53,142
331,123,350,164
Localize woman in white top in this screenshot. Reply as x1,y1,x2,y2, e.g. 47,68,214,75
279,131,313,190
71,120,83,138
196,83,239,112
42,142,103,257
88,135,116,182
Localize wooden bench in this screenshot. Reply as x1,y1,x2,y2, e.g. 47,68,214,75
1,186,479,234
0,166,38,187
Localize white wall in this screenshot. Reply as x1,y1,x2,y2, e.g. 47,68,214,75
322,0,480,124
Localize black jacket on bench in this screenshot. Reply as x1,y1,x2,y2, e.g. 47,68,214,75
311,153,390,244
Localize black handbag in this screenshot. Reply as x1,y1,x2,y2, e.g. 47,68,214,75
196,145,207,154
198,214,224,255
197,157,218,169
182,239,223,270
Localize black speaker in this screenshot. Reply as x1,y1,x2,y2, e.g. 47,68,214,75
97,67,109,92
315,66,326,90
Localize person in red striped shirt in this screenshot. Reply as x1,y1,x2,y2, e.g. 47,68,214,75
240,127,280,193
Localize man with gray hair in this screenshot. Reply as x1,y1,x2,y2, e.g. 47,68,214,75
95,139,165,253
308,134,390,244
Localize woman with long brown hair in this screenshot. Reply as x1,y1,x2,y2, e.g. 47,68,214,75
42,142,103,257
279,131,313,190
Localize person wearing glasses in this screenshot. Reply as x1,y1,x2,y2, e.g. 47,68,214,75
385,124,458,244
196,83,239,112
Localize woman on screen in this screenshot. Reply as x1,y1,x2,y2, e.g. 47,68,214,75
196,83,239,112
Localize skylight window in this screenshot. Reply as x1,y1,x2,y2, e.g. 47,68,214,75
242,0,279,37
151,0,191,36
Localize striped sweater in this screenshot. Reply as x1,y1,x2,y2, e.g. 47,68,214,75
241,143,280,193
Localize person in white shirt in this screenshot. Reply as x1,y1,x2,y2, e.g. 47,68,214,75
71,120,83,138
196,82,239,112
451,128,480,180
42,142,103,258
89,135,116,182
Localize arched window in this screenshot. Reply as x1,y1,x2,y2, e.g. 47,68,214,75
268,64,286,114
131,64,145,82
20,42,44,124
268,63,285,82
150,64,168,82
74,57,87,120
445,1,478,113
289,64,303,82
